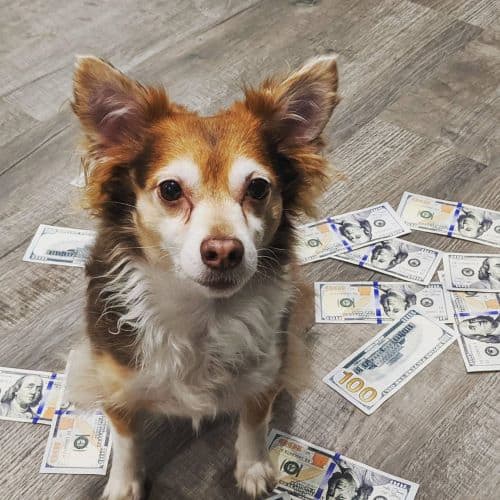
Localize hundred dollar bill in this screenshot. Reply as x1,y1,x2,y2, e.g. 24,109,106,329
437,272,500,371
267,429,419,500
0,367,63,425
297,203,410,264
442,253,500,292
332,238,442,285
438,271,500,318
397,192,500,248
455,313,500,372
323,309,457,414
40,355,111,475
315,282,452,324
23,224,96,268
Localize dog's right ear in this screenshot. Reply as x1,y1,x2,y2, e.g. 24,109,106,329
72,56,172,156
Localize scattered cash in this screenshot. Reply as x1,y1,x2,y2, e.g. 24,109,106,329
332,238,442,285
442,253,500,292
40,355,112,475
323,309,457,414
23,224,96,268
297,203,410,264
315,282,452,324
267,429,419,500
0,368,63,425
397,192,500,248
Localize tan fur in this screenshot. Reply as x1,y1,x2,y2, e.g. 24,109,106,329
105,406,135,437
241,386,280,427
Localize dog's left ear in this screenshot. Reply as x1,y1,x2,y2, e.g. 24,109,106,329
245,55,339,150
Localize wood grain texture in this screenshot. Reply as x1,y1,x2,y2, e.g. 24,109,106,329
0,0,499,499
413,0,500,29
380,30,500,167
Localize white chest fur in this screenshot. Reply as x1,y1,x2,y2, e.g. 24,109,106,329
101,260,293,420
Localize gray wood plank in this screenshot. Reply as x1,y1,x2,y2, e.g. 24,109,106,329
0,0,259,146
411,0,500,29
380,30,500,167
0,0,259,98
0,98,37,148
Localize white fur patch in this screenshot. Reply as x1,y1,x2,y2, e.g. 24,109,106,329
74,256,293,423
229,156,271,195
103,429,143,500
155,157,200,191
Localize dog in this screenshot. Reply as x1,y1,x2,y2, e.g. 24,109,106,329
68,53,339,499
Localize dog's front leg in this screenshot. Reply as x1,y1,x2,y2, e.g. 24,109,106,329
235,388,278,498
102,407,144,500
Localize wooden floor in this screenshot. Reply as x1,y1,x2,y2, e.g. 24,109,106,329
1,1,499,499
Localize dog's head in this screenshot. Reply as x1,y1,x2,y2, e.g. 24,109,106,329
73,56,339,297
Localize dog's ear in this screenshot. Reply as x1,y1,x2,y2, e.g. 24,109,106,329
72,56,171,155
244,56,340,216
244,55,339,150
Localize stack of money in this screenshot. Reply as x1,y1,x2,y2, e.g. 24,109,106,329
297,203,410,264
267,429,419,499
438,256,500,372
315,281,453,324
397,192,500,247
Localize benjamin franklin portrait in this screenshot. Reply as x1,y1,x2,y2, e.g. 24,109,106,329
0,375,44,421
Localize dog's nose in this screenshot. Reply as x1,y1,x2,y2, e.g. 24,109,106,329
200,238,244,270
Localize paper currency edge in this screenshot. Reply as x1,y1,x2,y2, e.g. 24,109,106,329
267,428,419,498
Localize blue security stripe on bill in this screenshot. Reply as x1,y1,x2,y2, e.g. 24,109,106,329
315,282,453,324
397,192,500,248
297,203,411,264
267,429,419,500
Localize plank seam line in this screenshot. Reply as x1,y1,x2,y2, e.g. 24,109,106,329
0,215,66,261
1,64,66,99
0,123,71,178
203,0,264,32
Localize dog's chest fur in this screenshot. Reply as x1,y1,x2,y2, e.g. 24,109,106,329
93,260,293,420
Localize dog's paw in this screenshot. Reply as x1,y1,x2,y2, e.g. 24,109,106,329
101,474,144,500
235,459,277,498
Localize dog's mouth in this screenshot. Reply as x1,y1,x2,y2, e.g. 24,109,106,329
196,277,239,291
193,269,251,296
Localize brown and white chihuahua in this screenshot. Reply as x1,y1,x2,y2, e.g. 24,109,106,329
69,54,339,499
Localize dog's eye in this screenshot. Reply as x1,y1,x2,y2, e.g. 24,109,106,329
246,178,270,200
159,180,182,201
